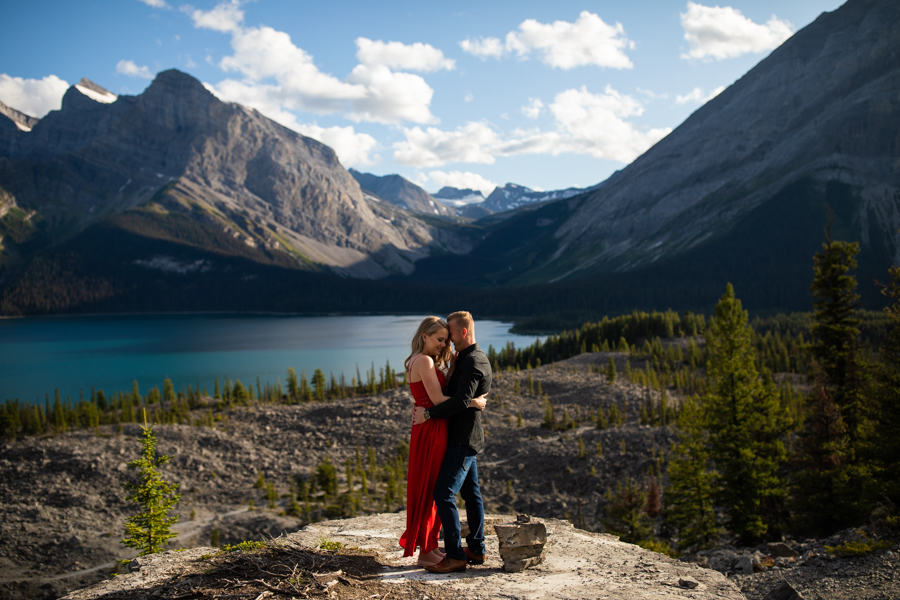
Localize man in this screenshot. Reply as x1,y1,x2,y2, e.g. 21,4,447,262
413,311,492,574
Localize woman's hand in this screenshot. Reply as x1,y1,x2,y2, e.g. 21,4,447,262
470,394,488,411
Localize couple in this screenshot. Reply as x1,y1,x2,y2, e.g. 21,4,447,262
400,311,492,574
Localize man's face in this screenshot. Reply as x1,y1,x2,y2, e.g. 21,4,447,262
448,319,464,346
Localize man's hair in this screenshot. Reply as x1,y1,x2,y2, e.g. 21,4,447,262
447,310,474,333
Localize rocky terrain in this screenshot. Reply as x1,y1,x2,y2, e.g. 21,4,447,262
61,513,743,600
1,351,898,599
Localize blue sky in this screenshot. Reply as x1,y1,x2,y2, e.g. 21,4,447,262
2,0,843,196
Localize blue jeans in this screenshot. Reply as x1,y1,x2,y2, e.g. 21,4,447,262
433,444,485,561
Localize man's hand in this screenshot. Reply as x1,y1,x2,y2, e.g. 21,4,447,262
412,406,426,426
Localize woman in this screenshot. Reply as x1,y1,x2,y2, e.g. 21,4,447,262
399,316,487,567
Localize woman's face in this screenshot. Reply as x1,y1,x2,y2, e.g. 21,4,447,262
423,328,449,357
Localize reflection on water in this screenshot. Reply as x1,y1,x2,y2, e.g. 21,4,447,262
0,314,544,402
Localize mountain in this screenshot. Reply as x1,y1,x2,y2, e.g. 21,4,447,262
482,182,601,213
506,0,900,281
0,70,472,300
348,169,455,217
402,0,900,316
433,186,491,219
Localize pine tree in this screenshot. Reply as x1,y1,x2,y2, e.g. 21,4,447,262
870,264,900,516
666,397,721,551
606,357,617,384
287,368,299,402
810,225,867,443
703,284,790,543
121,410,181,556
602,477,651,543
313,369,327,401
789,383,861,535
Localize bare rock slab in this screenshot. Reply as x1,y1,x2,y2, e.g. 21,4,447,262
291,512,745,600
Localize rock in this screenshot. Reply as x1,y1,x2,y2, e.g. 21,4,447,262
767,542,799,558
679,577,700,589
493,516,548,573
764,581,806,600
735,556,754,575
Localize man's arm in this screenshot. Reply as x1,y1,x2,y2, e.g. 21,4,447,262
426,356,483,420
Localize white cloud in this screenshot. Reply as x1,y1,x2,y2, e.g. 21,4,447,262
460,12,633,70
0,74,69,118
680,2,793,61
116,59,154,79
294,123,380,167
522,97,543,119
675,85,726,104
464,92,474,102
345,64,437,124
139,0,169,8
195,1,437,124
187,0,243,33
355,38,454,72
393,122,501,168
428,170,497,198
459,37,504,59
394,86,670,167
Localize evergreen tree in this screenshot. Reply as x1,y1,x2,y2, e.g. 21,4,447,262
606,357,617,384
789,383,861,535
602,477,651,543
163,379,175,404
809,227,866,443
704,284,790,543
871,264,900,515
287,368,299,402
666,397,721,551
313,369,327,401
121,410,181,556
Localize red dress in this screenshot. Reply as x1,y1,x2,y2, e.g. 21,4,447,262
399,360,448,556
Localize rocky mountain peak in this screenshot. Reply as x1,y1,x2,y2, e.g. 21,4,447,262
73,78,117,104
0,99,40,132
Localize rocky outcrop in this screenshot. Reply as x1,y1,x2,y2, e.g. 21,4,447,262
0,70,468,278
62,512,744,600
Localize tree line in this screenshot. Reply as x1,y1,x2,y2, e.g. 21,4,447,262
0,360,402,440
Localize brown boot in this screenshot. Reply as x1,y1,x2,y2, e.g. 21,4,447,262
424,556,467,574
464,547,486,565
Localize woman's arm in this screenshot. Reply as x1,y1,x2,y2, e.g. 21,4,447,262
414,356,451,405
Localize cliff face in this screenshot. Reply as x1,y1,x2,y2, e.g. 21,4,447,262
0,70,464,279
515,0,900,279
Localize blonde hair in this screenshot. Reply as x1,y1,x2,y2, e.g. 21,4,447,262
404,316,452,373
447,310,474,334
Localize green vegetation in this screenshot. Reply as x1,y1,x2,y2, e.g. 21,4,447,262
220,540,267,553
317,539,343,552
121,410,181,556
0,358,399,439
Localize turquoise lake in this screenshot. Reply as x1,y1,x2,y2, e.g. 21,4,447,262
0,314,544,403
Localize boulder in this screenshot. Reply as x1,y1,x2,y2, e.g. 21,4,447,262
493,514,549,573
734,555,754,575
764,581,806,600
767,542,799,558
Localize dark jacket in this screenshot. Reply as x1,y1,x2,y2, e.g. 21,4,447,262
426,342,492,454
